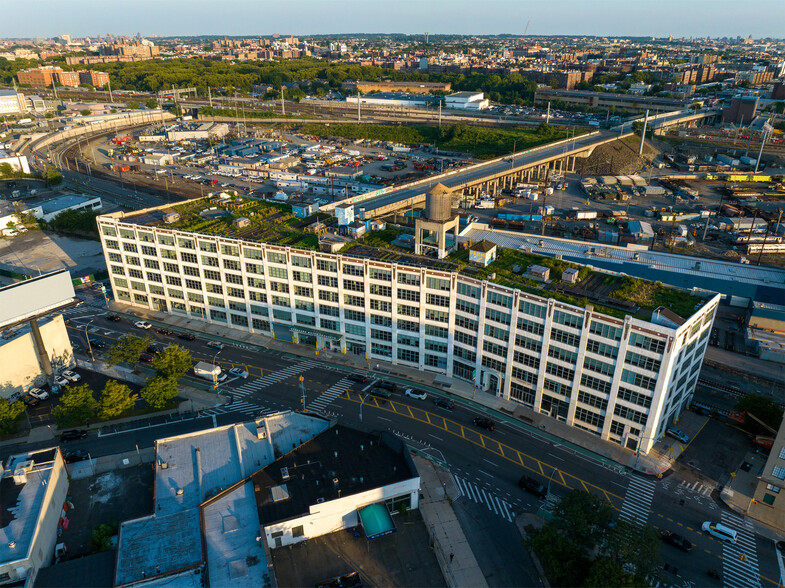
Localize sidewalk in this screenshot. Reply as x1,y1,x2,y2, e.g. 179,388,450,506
412,455,487,588
108,301,678,476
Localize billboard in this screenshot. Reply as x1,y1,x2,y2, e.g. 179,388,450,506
0,270,76,329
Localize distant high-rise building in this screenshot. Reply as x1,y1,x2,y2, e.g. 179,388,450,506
723,95,759,125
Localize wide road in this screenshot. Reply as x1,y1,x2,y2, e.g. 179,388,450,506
8,289,781,587
353,130,619,215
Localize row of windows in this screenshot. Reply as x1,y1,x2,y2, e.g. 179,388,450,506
625,351,661,372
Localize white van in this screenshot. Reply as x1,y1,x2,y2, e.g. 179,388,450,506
701,522,737,543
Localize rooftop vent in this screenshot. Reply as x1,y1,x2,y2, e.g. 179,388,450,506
176,489,184,496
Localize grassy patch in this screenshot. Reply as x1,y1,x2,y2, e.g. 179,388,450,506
611,276,699,318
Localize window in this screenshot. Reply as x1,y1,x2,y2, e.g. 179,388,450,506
613,404,647,425
398,304,420,318
166,276,183,287
321,318,338,331
519,300,546,318
344,310,365,322
128,268,143,279
581,374,611,395
181,252,198,264
551,328,580,347
157,234,175,246
618,387,652,409
610,421,625,437
426,277,450,291
574,407,603,427
162,262,178,273
131,281,146,292
210,309,227,322
371,343,393,357
267,251,286,264
246,262,264,275
485,308,511,325
625,351,661,372
221,244,239,257
227,287,244,299
578,391,608,411
203,269,220,282
398,348,419,363
515,334,542,353
455,299,479,315
518,317,544,336
425,340,448,353
546,362,574,381
372,315,392,327
344,295,364,308
317,259,337,272
371,329,392,342
292,271,311,283
343,279,364,292
108,252,122,263
223,259,240,271
427,293,450,307
370,299,392,312
247,277,265,289
482,355,505,372
629,332,666,354
586,339,618,359
123,242,138,253
548,346,577,364
270,281,289,293
455,315,478,332
183,265,200,277
273,309,292,321
249,291,267,303
318,274,338,288
141,245,157,257
510,382,535,406
168,288,184,299
105,239,120,251
101,225,117,237
188,292,204,303
296,314,316,326
425,309,449,323
138,231,154,243
487,291,512,308
590,321,622,341
146,272,162,283
294,286,313,298
251,305,268,316
398,272,420,286
160,249,177,260
398,289,420,302
199,240,218,253
206,283,223,295
483,340,507,357
397,319,418,332
177,237,195,250
342,264,364,276
119,228,135,239
454,346,476,362
271,295,290,307
291,255,311,268
319,305,339,317
268,266,288,279
583,357,615,377
319,290,339,302
252,318,271,331
369,268,391,281
126,256,141,267
621,369,656,391
398,334,419,347
425,325,448,338
457,282,480,299
511,366,537,384
553,310,582,329
202,255,218,267
484,324,509,342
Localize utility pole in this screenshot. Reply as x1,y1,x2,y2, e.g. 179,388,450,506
638,109,649,156
546,101,551,124
755,120,773,173
438,101,442,130
281,86,285,116
357,91,361,122
208,85,213,108
107,79,113,103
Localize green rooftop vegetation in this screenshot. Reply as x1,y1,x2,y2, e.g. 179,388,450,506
133,196,701,322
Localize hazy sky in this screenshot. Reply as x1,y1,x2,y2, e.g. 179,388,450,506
4,0,784,39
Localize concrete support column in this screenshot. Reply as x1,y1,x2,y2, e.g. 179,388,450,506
28,318,53,379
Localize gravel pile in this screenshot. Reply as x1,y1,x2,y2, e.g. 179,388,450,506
578,137,662,176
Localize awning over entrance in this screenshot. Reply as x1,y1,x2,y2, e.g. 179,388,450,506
357,503,396,540
290,326,343,341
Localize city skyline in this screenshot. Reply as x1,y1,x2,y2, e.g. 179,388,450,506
3,0,785,40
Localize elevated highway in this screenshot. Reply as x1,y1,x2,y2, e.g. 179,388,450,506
322,130,632,218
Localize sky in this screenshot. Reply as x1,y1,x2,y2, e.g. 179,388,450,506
3,0,784,40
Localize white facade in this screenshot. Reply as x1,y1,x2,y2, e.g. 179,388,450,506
0,153,30,174
97,211,719,454
445,92,490,110
0,90,27,116
264,477,420,548
346,95,433,108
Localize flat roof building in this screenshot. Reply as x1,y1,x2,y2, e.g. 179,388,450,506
346,92,438,109
96,197,720,454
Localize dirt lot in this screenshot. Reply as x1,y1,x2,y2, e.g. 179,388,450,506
0,230,105,277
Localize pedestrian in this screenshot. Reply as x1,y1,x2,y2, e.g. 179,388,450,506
449,552,454,563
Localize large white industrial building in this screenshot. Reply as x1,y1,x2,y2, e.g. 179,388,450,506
445,91,490,110
97,200,719,454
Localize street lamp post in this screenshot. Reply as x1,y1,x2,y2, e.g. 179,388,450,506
84,319,94,362
546,466,559,498
212,349,222,389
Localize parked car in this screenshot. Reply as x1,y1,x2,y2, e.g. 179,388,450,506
370,388,391,399
206,341,224,350
139,352,155,363
518,475,548,499
64,449,89,464
229,367,248,379
134,321,152,330
53,375,69,387
105,313,121,322
666,428,690,444
473,417,495,431
147,343,167,355
22,395,40,408
433,398,455,410
88,338,106,349
177,332,196,341
347,374,368,384
28,388,50,400
59,429,88,442
404,388,427,400
659,530,693,552
156,327,173,336
61,370,81,382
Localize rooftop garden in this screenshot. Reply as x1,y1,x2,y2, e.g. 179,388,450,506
132,196,701,321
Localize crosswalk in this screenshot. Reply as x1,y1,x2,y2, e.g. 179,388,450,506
454,475,515,522
678,479,714,496
200,360,320,417
618,475,657,526
307,377,352,413
721,511,761,588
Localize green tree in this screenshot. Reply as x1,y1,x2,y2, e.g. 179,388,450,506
98,380,138,419
90,521,118,553
141,376,179,410
735,393,784,435
526,524,586,586
145,98,158,109
553,490,616,552
41,166,62,186
106,333,152,366
0,398,25,435
45,111,54,119
585,557,636,587
80,108,91,116
168,102,183,117
151,345,192,380
52,384,98,427
126,100,140,110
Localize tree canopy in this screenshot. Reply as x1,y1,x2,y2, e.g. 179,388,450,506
0,399,25,435
141,376,179,410
107,334,153,366
151,345,193,380
98,380,138,420
52,384,98,427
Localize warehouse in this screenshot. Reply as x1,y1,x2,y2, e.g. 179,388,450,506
346,92,438,109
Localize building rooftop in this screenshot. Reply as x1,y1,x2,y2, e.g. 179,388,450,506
155,413,330,516
105,197,707,321
251,428,416,526
0,448,59,566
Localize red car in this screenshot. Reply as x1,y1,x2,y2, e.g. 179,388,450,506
139,352,155,363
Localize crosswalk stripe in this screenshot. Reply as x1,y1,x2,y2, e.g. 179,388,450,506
618,475,656,526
